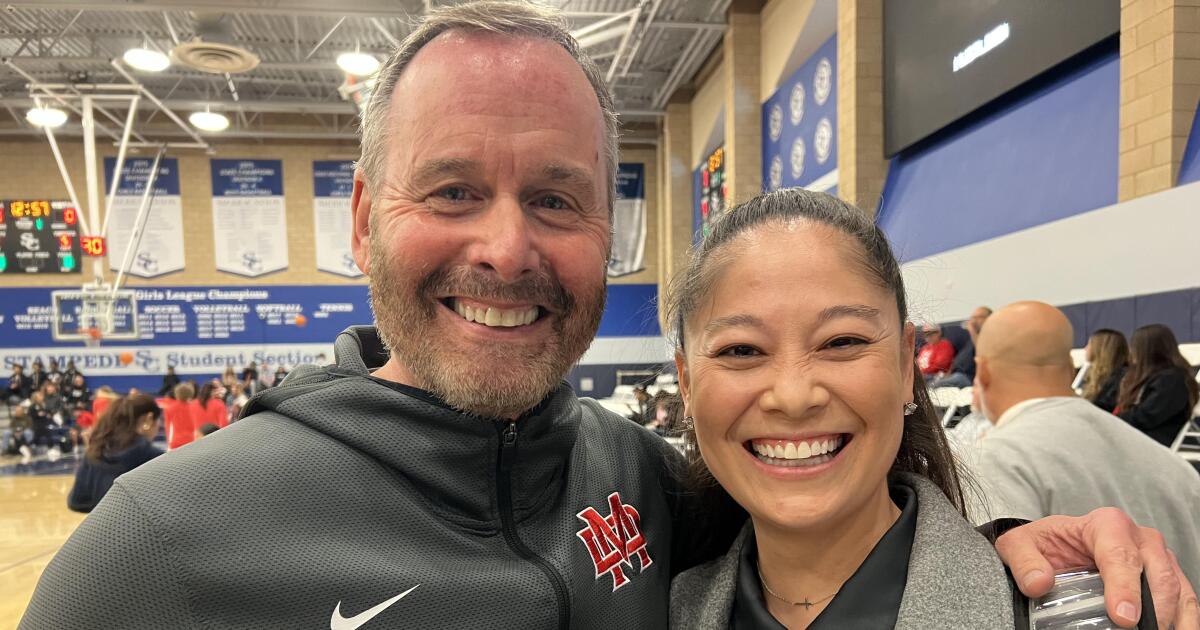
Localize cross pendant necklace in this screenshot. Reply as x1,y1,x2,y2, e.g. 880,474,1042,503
756,563,839,610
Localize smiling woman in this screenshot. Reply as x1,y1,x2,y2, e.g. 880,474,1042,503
665,188,1016,629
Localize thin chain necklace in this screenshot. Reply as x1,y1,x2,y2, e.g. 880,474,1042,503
756,562,840,610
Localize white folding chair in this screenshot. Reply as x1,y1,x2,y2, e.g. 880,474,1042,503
1169,375,1200,462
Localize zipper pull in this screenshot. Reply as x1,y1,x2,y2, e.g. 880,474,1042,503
502,421,517,446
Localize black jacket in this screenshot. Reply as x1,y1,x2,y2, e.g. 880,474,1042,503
949,340,977,380
68,438,162,513
1089,364,1127,414
22,326,737,629
1119,367,1196,446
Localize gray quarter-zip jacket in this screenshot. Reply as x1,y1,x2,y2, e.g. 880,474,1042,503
21,326,727,629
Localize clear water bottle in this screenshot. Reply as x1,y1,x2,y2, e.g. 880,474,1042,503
1027,569,1156,629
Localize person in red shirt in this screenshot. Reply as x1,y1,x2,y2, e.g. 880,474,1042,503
91,386,118,419
917,323,956,381
196,380,229,429
162,382,201,450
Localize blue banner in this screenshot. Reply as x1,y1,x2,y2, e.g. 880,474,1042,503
313,160,355,198
762,34,838,192
616,163,644,200
210,159,283,197
0,283,663,393
103,157,180,196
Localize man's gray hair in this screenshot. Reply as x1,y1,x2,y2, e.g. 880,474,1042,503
358,0,621,214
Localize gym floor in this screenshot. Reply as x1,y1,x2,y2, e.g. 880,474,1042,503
0,458,84,629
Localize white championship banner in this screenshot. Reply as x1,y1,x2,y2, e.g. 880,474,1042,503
210,159,288,277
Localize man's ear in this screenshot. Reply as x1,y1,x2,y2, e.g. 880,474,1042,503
350,171,372,275
976,357,990,389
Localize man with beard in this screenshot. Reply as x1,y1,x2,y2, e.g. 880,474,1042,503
21,2,1197,629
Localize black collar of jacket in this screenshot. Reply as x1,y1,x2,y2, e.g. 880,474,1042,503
244,325,581,530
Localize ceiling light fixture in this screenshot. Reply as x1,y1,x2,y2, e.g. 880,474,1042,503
337,43,381,77
189,107,229,132
123,44,170,72
26,106,68,128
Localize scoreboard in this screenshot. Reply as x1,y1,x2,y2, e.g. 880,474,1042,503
0,199,83,274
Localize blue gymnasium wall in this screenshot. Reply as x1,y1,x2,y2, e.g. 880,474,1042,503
878,46,1119,262
1180,102,1200,186
761,35,838,193
0,284,667,398
1057,288,1200,349
890,40,1200,347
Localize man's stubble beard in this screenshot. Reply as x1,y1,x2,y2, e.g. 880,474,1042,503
367,230,606,418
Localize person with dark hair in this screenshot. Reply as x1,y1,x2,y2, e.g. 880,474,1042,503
971,302,1200,588
195,422,220,439
19,3,1194,628
64,373,91,409
63,359,80,383
28,359,46,392
7,363,30,406
196,381,229,430
157,366,180,397
47,359,63,386
1117,324,1200,446
667,188,1018,628
1082,329,1130,413
67,394,162,513
240,360,259,394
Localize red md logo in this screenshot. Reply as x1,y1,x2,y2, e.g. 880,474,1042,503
576,492,653,591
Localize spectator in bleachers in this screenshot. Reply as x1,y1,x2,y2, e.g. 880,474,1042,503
6,363,30,405
917,323,955,382
41,381,66,422
971,302,1200,587
67,393,163,513
272,365,289,387
1081,328,1129,413
197,381,229,430
931,307,991,388
64,373,90,409
644,391,680,437
63,359,80,383
1116,324,1199,446
46,359,63,386
221,365,238,392
162,382,200,450
241,361,260,393
3,405,35,462
158,365,180,396
28,359,46,392
227,383,249,421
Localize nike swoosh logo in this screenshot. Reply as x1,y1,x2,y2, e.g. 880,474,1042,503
330,585,420,630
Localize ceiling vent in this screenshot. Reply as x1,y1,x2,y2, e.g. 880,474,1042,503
170,12,260,74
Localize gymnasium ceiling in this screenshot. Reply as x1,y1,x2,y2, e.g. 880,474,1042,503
0,0,731,145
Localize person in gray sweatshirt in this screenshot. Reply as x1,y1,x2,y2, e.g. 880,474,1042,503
18,2,1197,629
971,302,1200,589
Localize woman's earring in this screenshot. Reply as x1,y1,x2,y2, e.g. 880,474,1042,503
903,402,917,416
682,416,695,430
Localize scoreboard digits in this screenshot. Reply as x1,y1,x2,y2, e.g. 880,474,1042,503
0,199,83,274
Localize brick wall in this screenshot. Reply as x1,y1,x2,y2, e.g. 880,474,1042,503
1119,0,1200,200
0,138,657,288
